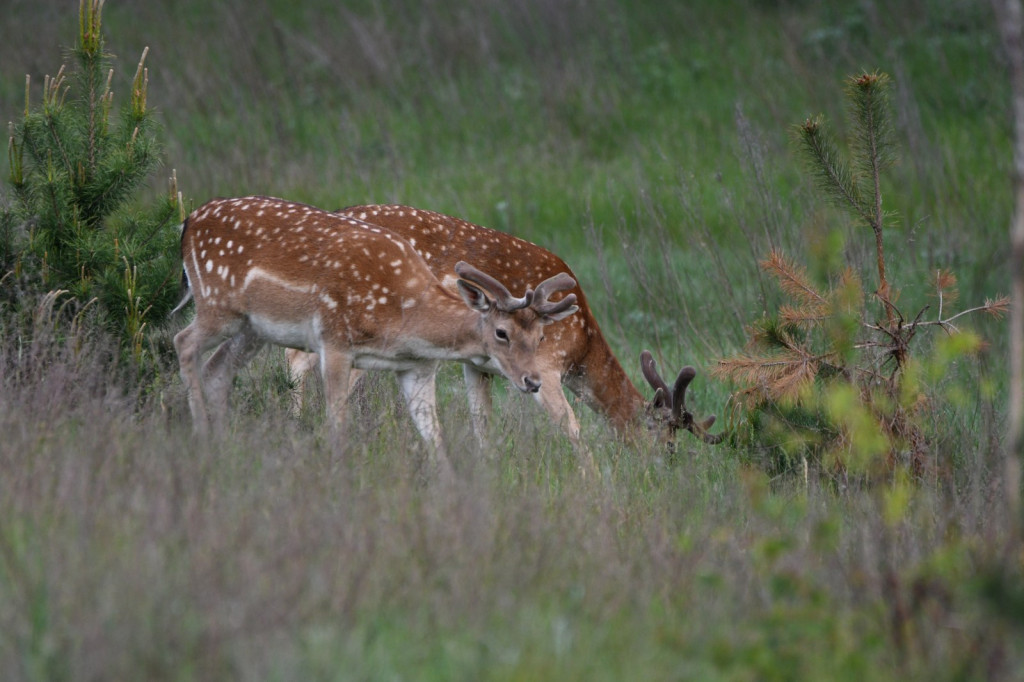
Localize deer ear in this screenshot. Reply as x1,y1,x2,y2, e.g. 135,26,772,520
457,279,493,313
652,386,669,410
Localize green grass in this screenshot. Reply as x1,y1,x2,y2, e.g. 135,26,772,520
0,332,1013,679
0,0,1021,679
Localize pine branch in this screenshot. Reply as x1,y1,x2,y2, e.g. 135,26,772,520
848,72,897,231
715,334,833,405
748,316,808,351
931,268,960,320
847,72,896,319
914,296,1011,332
796,116,874,225
760,249,826,304
714,353,819,405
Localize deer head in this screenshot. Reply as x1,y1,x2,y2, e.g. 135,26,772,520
640,350,724,445
454,260,579,392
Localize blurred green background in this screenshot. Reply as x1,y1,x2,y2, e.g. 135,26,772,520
2,0,1011,365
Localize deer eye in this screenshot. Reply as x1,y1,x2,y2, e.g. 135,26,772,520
495,328,509,342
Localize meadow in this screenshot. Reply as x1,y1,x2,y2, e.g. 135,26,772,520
0,0,1021,679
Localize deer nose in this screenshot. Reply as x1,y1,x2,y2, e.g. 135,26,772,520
523,375,542,393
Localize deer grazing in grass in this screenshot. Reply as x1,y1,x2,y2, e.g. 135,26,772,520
173,196,579,475
286,204,723,459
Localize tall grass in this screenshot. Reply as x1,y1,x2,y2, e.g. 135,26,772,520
0,316,1016,679
0,0,1020,678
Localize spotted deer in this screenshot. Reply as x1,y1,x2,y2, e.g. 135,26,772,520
287,204,723,454
173,196,579,474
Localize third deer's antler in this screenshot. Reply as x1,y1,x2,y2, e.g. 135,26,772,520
640,350,724,445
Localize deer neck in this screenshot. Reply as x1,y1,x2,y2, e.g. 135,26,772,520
573,333,647,433
402,287,491,363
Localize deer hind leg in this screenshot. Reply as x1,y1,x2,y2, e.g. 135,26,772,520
397,364,453,479
174,318,237,436
201,326,265,431
532,370,596,476
462,365,494,453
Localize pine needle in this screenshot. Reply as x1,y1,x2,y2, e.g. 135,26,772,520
779,302,830,327
931,268,959,302
760,249,825,305
714,343,825,406
983,295,1011,318
848,72,898,188
795,115,870,222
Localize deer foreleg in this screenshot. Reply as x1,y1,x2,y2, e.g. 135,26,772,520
320,346,354,452
397,364,453,478
286,349,368,418
532,374,596,476
463,365,494,452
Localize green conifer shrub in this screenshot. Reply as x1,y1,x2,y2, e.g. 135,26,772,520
3,0,184,363
714,72,1008,481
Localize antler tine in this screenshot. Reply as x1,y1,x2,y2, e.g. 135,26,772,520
640,350,671,396
671,365,726,445
670,366,697,422
531,272,579,316
534,292,579,317
454,261,532,311
532,272,576,302
691,419,726,444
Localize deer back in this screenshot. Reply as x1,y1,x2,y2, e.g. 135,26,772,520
181,197,457,349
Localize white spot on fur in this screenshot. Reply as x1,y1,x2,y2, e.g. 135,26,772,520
241,267,315,294
320,293,338,310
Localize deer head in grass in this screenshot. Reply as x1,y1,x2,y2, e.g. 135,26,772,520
640,350,724,446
